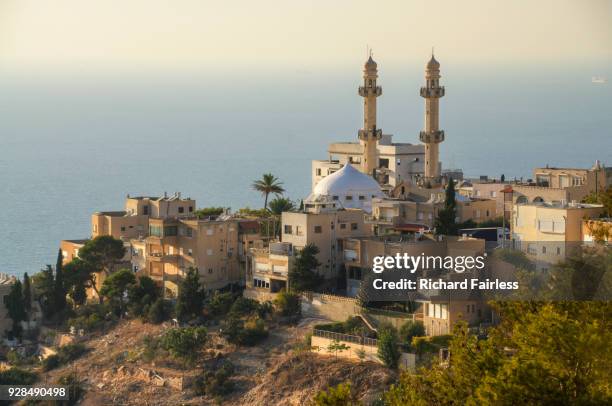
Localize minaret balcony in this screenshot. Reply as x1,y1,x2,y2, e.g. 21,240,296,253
358,128,383,140
419,130,445,143
358,86,382,97
420,86,445,98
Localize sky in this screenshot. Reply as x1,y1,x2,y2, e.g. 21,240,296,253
0,0,610,75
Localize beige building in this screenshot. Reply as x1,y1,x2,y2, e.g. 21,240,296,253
342,234,487,335
511,201,604,268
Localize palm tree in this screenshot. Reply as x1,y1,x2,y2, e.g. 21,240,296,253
268,197,295,215
252,173,285,209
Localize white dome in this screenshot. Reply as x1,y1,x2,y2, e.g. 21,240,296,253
307,164,383,213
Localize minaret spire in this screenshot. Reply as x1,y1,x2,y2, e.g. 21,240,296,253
358,54,382,176
419,52,445,187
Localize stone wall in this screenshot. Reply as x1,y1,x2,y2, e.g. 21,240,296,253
301,292,359,321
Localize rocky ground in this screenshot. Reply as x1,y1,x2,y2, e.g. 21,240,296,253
39,318,394,405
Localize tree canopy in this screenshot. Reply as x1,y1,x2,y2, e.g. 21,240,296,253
252,173,285,209
289,243,323,292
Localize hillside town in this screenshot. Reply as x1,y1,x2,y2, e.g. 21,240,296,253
1,55,610,404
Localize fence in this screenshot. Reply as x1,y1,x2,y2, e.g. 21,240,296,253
313,329,378,347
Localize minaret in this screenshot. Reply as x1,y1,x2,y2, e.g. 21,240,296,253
358,54,382,176
419,52,445,187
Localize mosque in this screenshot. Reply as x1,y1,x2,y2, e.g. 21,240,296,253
307,53,454,213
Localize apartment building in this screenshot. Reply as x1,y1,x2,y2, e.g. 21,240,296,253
511,201,604,268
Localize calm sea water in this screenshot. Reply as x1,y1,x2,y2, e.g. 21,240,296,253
1,65,610,277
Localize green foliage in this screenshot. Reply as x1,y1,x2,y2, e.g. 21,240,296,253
327,339,350,358
22,273,32,316
100,269,136,315
4,280,26,339
78,236,126,275
384,303,612,405
377,327,400,369
314,317,374,337
0,367,38,385
33,265,56,317
582,186,612,217
43,343,88,371
268,197,295,215
175,268,206,321
194,360,235,397
67,303,116,332
314,382,356,406
229,297,258,317
252,173,285,208
54,248,67,313
273,291,301,317
194,207,226,218
237,207,271,218
127,275,160,318
63,258,96,306
147,298,169,324
399,320,425,345
160,327,208,365
435,177,457,235
206,291,235,318
223,317,268,346
289,243,323,292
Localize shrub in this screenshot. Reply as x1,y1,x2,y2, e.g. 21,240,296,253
160,327,208,365
0,367,37,385
399,320,425,345
274,291,301,317
43,343,88,372
377,329,400,369
42,354,60,371
223,317,268,346
313,382,356,406
58,372,84,406
229,297,258,317
147,298,169,324
207,292,236,317
194,360,235,397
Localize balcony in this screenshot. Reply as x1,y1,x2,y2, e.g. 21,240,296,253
419,130,445,144
420,86,445,98
364,215,400,225
358,86,382,97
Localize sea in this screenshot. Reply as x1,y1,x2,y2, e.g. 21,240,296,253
1,64,610,277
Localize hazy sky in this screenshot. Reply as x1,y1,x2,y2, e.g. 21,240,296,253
1,0,610,73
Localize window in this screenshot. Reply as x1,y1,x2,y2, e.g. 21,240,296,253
332,195,339,200
143,205,150,215
490,191,497,197
316,168,322,176
189,206,193,212
208,268,213,274
358,195,365,200
178,207,184,214
351,223,358,230
121,226,126,232
186,228,193,237
542,246,547,254
314,225,322,233
188,249,193,256
486,210,490,217
417,212,424,220
164,226,177,236
206,228,214,236
379,158,389,169
284,225,293,234
345,195,353,201
556,247,561,255
340,223,346,229
207,249,213,256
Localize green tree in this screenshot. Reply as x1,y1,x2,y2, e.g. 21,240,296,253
99,269,136,316
377,327,400,369
268,197,295,238
22,273,32,319
194,207,225,218
327,339,350,358
148,298,168,324
434,177,457,235
175,268,206,321
79,236,125,274
399,320,425,345
32,265,56,317
314,382,356,406
161,326,207,366
4,280,26,339
127,275,160,317
273,291,301,317
582,186,612,217
289,243,323,292
63,258,96,306
252,173,285,209
54,248,67,313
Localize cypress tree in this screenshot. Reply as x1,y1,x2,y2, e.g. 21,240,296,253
22,273,32,319
54,249,67,313
435,177,457,235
